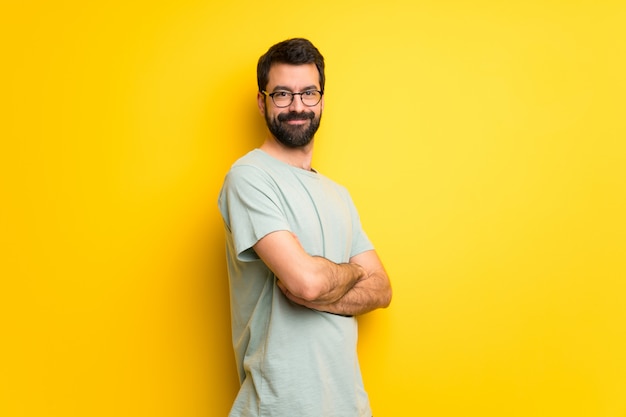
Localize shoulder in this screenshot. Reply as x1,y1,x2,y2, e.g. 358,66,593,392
221,150,289,202
226,149,288,180
223,150,270,184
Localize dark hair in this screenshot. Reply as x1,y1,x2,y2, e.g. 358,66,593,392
257,38,325,93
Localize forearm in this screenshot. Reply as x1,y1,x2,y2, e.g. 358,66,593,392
278,268,392,316
301,257,367,304
316,271,392,316
254,231,389,310
254,231,367,303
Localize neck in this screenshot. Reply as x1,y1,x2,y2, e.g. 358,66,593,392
260,136,315,171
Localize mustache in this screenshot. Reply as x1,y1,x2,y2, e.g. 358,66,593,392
278,111,315,122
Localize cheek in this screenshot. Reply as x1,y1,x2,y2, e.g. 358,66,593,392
267,109,279,121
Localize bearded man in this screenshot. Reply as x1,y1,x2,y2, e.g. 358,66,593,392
218,38,392,417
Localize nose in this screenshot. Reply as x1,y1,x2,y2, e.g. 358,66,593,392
288,93,306,112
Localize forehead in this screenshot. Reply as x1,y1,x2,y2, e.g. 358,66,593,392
266,63,320,91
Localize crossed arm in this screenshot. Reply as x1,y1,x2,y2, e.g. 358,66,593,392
253,230,392,316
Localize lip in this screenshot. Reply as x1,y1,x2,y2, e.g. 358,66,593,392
285,119,309,125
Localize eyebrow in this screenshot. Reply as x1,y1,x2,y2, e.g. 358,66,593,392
271,85,319,92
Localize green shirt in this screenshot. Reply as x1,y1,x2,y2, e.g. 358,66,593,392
218,149,374,417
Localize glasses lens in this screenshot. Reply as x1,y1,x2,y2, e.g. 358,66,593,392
301,90,321,106
272,91,292,107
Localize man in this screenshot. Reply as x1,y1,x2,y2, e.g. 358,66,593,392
218,38,392,417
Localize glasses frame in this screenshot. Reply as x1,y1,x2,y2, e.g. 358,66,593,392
261,89,324,108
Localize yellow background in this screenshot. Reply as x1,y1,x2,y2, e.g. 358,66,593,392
2,1,625,416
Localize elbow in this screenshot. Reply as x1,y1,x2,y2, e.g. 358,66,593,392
286,271,326,302
294,279,326,302
285,257,337,302
381,285,393,309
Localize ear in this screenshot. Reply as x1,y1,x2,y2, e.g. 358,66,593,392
320,95,324,112
257,92,266,116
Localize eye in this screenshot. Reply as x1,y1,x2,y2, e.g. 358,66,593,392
274,91,290,97
303,90,316,96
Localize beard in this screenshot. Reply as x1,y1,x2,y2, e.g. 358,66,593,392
265,108,322,148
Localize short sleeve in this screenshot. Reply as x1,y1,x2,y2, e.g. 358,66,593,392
218,164,291,262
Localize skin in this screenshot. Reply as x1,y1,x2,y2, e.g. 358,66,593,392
254,63,392,316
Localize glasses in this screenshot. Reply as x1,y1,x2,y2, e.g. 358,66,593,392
261,90,323,108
